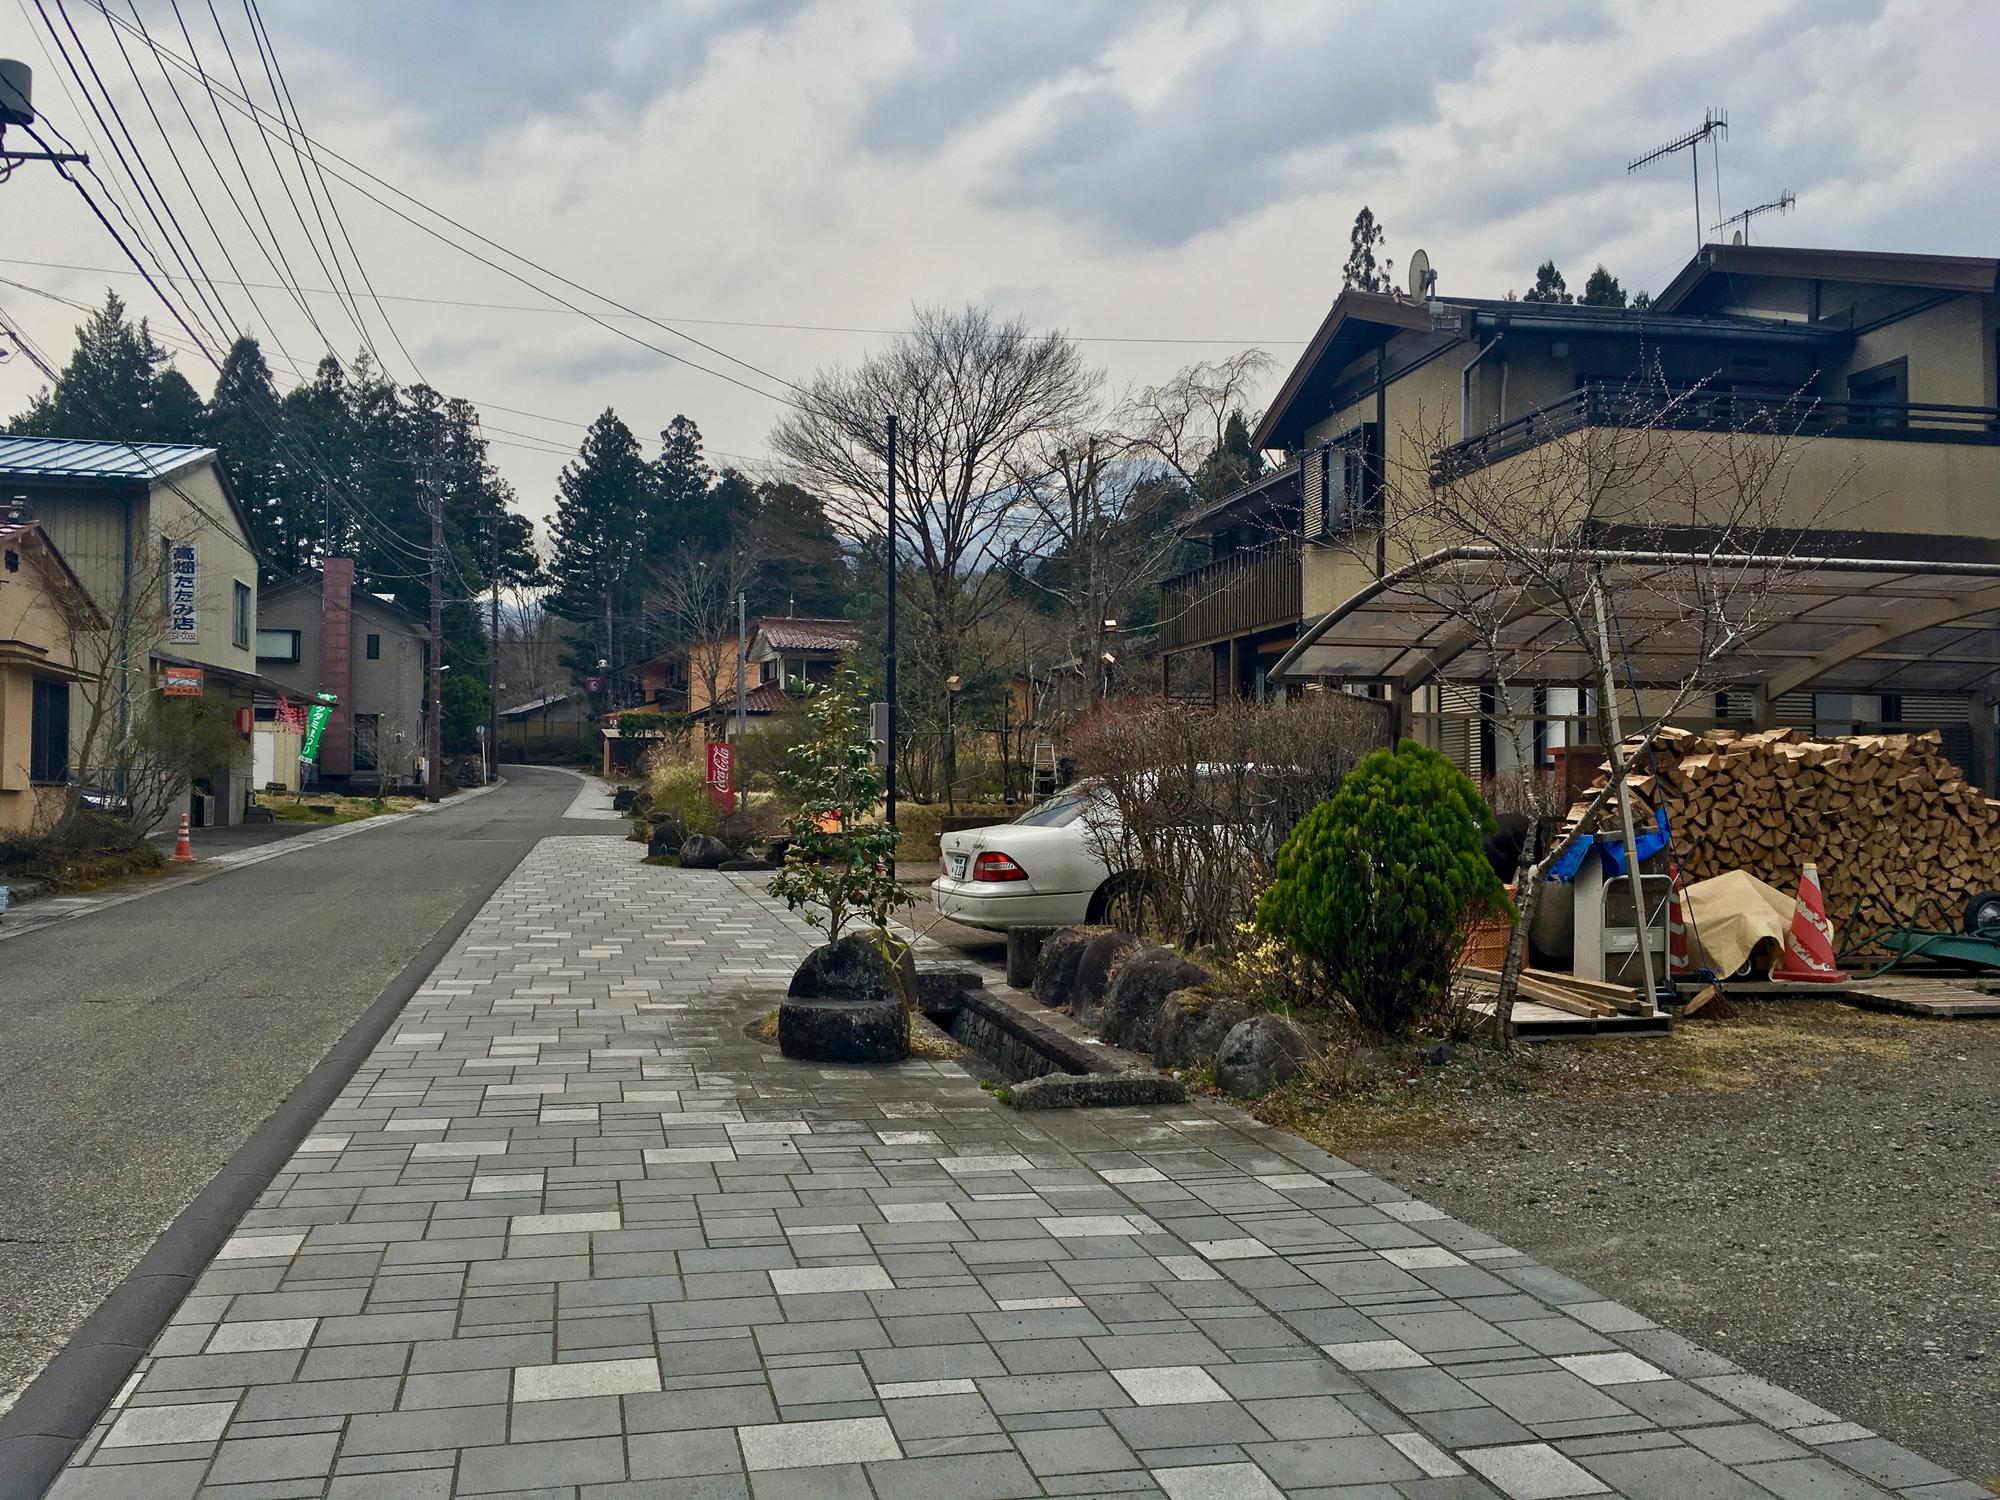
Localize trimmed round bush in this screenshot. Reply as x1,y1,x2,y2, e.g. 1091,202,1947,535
1256,739,1509,1036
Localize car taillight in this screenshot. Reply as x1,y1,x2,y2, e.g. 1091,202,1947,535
972,851,1028,882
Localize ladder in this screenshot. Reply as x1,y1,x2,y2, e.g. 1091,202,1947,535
1031,739,1059,798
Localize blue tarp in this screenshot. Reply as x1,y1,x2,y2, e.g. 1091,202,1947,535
1549,804,1672,883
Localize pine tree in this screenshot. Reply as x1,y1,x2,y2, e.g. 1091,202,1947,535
1579,264,1627,308
747,479,849,617
547,409,651,682
650,414,724,555
1522,260,1572,304
9,290,205,442
1342,207,1392,293
208,336,286,563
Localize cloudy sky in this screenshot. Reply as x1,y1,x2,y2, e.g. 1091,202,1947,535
2,0,1993,537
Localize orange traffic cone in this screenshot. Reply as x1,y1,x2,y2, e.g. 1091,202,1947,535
171,812,196,864
1771,861,1845,982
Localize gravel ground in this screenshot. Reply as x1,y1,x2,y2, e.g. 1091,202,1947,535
1344,1007,2000,1487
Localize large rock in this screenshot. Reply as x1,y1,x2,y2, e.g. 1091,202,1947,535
1006,925,1059,988
1070,931,1144,1027
678,833,729,869
1099,946,1210,1052
647,815,686,857
1214,1013,1312,1098
788,931,919,1006
1032,928,1097,1009
778,998,909,1064
1153,988,1257,1071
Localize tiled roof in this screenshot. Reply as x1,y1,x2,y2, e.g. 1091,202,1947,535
0,435,216,481
759,616,860,652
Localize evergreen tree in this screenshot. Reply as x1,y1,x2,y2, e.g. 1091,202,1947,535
270,356,360,573
1342,207,1392,293
8,290,205,442
1579,264,1627,308
650,414,725,555
747,479,849,617
1631,289,1653,311
1192,409,1264,502
1522,260,1572,304
547,409,651,683
208,336,287,564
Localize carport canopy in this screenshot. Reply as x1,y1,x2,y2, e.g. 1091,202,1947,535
1268,546,2000,699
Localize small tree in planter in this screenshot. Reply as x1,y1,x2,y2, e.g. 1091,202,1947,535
767,670,916,1062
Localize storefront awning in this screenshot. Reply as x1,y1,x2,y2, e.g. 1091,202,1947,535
1269,547,2000,697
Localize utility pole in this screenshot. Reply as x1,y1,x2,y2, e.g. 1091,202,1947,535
734,589,748,812
884,413,898,827
424,425,444,803
487,521,501,783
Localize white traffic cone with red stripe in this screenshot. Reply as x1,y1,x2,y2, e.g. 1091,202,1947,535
170,812,196,864
1771,861,1846,982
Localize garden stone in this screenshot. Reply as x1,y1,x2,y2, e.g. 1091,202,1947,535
677,833,729,869
1070,931,1144,1026
1214,1013,1312,1097
646,816,686,858
612,786,637,811
1032,927,1097,1009
719,857,772,871
788,932,919,1005
778,997,909,1064
1098,946,1210,1052
1006,925,1058,987
1153,988,1257,1071
915,967,984,1009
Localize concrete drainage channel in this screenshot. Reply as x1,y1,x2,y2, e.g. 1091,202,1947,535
916,967,1184,1109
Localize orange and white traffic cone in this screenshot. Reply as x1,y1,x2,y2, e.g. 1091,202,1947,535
1771,861,1846,982
171,812,196,864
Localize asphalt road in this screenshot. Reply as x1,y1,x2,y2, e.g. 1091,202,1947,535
0,767,616,1414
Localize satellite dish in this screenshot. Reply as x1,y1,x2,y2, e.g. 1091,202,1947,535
1732,230,1745,245
1407,248,1432,298
0,60,33,127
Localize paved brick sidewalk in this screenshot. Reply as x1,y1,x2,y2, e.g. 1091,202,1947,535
49,838,1983,1498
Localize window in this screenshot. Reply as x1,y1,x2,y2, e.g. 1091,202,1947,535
365,632,380,661
232,580,251,649
353,713,380,772
1846,358,1908,429
30,678,69,784
256,629,301,663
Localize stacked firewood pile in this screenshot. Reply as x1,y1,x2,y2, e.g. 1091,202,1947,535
1568,726,2000,927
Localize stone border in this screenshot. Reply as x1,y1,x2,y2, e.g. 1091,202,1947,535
924,976,1185,1109
0,849,526,1500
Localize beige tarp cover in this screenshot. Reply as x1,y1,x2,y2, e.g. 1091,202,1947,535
1684,871,1796,977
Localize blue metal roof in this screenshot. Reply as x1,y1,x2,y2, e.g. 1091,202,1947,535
0,434,216,481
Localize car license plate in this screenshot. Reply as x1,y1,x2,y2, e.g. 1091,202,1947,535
947,853,968,879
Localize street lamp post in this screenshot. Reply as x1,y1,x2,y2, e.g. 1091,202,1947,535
944,674,962,817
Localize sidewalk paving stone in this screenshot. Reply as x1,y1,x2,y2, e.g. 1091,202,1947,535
45,838,1982,1497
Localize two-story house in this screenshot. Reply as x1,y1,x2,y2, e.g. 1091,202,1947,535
1164,243,2000,784
0,512,102,834
0,437,266,825
256,557,429,790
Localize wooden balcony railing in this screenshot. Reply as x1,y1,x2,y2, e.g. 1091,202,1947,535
1159,540,1302,653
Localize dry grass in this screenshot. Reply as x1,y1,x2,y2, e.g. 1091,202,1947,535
1242,999,1921,1159
894,802,1011,864
257,792,420,824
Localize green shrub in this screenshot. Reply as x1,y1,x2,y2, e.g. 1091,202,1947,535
1257,740,1509,1036
642,752,721,838
618,710,669,736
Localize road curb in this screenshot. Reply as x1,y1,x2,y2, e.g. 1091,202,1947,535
0,778,506,946
0,839,528,1500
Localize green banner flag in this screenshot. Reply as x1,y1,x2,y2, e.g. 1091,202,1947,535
301,691,337,763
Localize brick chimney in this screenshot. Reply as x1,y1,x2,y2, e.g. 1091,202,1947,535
319,556,355,778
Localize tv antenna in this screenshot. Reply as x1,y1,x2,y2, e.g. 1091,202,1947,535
1712,190,1795,246
1628,107,1728,250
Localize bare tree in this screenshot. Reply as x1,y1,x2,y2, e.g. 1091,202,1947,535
1122,348,1277,494
1376,366,1854,1044
1006,428,1183,716
770,304,1097,700
650,544,757,723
